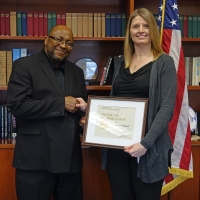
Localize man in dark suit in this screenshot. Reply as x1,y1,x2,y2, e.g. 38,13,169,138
7,25,87,200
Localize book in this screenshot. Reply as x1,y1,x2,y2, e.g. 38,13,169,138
12,48,21,62
0,12,5,36
43,12,48,36
38,12,44,36
188,15,193,38
110,14,116,37
77,13,83,37
121,13,126,37
83,13,89,37
27,12,33,36
6,51,12,85
61,12,66,25
51,12,56,28
105,13,111,37
179,14,184,37
66,13,72,29
0,51,7,86
71,13,78,37
5,12,10,36
193,15,198,38
0,105,5,138
97,13,102,37
21,12,27,36
101,13,105,37
93,13,98,37
198,16,200,38
33,12,39,36
47,12,52,34
21,48,27,57
17,11,22,36
183,15,188,38
184,57,190,85
56,12,62,25
115,13,122,37
10,11,17,36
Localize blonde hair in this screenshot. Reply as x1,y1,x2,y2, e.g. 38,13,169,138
124,8,164,68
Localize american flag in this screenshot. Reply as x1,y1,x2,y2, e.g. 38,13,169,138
157,0,193,195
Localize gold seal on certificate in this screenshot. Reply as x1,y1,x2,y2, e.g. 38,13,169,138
82,96,148,149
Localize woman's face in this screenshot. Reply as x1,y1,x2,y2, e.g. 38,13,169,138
130,15,151,46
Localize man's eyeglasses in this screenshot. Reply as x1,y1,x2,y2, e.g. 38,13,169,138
48,36,74,48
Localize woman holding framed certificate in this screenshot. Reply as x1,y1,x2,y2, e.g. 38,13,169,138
102,8,177,200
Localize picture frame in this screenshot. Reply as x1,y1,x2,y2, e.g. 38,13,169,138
82,96,148,149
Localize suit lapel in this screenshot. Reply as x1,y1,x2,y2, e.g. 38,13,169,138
64,60,73,96
37,50,63,95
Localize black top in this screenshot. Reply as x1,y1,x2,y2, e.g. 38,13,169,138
113,61,153,98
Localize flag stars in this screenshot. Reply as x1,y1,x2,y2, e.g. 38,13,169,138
170,19,177,26
171,3,178,10
158,15,162,21
159,4,163,11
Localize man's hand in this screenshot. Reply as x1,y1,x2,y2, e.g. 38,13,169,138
65,96,79,113
79,116,86,127
76,98,87,112
124,143,147,157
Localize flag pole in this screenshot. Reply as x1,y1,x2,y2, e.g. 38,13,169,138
160,0,166,44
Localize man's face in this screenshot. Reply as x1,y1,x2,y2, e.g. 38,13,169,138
44,28,74,65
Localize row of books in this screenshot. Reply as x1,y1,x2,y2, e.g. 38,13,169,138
185,56,200,86
179,15,200,38
0,11,127,37
0,104,17,139
0,49,33,86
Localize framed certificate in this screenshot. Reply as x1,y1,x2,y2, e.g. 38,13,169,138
82,96,148,149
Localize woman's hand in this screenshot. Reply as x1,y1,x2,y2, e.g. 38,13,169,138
76,98,87,112
124,143,147,157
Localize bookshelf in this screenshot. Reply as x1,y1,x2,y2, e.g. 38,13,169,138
0,0,200,199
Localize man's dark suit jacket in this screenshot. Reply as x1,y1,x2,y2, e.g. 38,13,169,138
7,50,87,173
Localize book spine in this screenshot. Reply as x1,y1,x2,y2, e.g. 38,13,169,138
33,12,39,36
97,13,102,37
5,12,10,36
115,13,122,37
0,51,7,86
121,13,126,37
27,12,33,36
47,12,52,34
83,13,89,37
0,12,5,36
56,12,62,25
21,12,27,36
20,48,27,57
6,51,12,85
198,16,200,38
183,15,188,38
17,12,22,36
77,13,83,37
10,12,17,36
179,15,184,37
188,15,193,38
193,15,198,38
51,12,56,28
61,12,66,25
66,13,72,29
12,48,21,62
93,13,98,37
105,13,111,37
71,13,78,37
101,13,105,37
110,14,116,37
43,12,48,36
38,12,44,36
